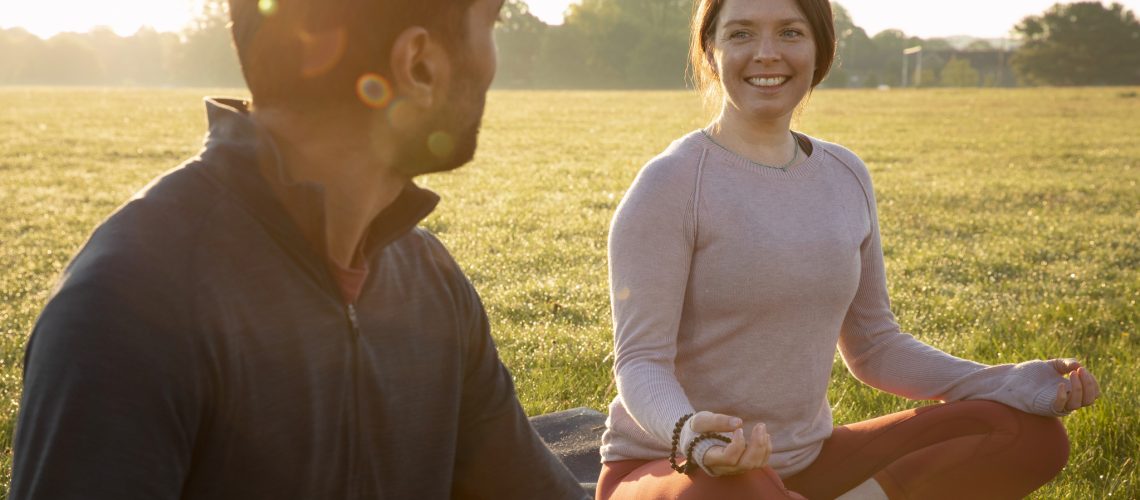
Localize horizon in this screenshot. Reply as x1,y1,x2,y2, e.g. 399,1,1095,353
1,0,1138,40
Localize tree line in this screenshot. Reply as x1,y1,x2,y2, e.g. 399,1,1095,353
1,0,1136,88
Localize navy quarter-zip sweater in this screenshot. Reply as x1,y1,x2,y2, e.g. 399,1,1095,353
11,99,586,499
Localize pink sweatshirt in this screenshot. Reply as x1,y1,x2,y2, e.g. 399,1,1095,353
600,130,1068,477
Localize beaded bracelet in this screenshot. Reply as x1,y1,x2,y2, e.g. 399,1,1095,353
684,432,732,474
668,413,694,473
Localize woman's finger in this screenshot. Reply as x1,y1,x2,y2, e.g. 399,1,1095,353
705,428,746,470
1051,358,1081,374
1079,367,1100,406
1052,382,1068,414
757,427,771,467
1067,370,1084,411
691,411,743,434
736,424,768,469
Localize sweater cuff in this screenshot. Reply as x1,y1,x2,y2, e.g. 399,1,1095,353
692,433,732,477
1033,383,1072,417
1018,359,1072,417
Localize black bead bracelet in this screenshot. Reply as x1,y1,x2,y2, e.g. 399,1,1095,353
669,413,734,474
669,413,694,473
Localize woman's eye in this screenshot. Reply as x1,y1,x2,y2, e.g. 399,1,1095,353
729,31,749,40
781,29,804,39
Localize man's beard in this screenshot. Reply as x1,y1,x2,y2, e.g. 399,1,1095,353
392,64,486,177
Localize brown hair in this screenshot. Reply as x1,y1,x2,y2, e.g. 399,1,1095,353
689,0,836,105
229,0,478,112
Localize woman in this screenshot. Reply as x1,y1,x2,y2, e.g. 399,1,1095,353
597,0,1100,498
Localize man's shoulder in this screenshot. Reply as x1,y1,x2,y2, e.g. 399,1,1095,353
386,227,472,289
60,159,235,297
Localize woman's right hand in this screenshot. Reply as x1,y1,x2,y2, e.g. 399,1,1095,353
690,411,772,476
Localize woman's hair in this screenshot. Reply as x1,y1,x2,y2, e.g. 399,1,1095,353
689,0,836,106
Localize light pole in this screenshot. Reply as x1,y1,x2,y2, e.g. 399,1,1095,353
902,46,922,87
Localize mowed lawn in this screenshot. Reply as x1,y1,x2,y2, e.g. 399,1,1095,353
1,87,1137,497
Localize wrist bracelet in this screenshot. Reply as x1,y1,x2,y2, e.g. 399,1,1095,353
684,432,732,475
669,413,694,473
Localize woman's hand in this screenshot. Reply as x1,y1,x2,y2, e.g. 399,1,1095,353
1050,358,1101,413
689,411,771,476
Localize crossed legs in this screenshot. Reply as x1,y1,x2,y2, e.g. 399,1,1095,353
597,400,1069,500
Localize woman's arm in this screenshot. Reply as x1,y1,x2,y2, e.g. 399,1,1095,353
609,156,703,445
835,156,1085,416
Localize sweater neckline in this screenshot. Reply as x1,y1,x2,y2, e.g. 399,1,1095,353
694,129,826,179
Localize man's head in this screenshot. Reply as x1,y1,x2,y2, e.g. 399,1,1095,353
229,0,503,176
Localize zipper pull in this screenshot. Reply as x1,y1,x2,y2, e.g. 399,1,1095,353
346,304,361,338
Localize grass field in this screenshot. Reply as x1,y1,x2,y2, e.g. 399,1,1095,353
1,87,1138,498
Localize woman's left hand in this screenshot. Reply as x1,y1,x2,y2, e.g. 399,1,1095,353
1050,358,1101,413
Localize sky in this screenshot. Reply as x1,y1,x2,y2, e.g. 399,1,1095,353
2,0,1140,39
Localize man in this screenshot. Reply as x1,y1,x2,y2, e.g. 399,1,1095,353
10,0,587,498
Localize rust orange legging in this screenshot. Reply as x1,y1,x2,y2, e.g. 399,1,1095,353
597,400,1069,500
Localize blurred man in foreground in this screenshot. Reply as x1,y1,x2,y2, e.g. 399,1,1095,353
10,0,586,498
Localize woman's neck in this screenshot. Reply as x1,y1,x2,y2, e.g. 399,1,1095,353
708,110,800,168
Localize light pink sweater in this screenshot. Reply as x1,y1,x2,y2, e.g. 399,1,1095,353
600,130,1067,477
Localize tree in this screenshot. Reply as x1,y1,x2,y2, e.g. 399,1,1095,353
941,57,980,87
965,39,995,51
533,0,689,88
1012,2,1140,85
176,0,244,87
494,0,548,87
22,34,105,84
0,28,44,83
830,2,879,87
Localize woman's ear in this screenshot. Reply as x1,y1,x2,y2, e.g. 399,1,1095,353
390,27,448,108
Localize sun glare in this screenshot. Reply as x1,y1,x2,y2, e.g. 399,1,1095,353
0,0,195,38
526,0,577,26
0,0,582,38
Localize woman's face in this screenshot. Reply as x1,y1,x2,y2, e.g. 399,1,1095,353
709,0,817,126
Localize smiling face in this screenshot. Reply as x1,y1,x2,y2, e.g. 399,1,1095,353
708,0,817,127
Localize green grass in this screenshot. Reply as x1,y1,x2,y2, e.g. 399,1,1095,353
1,87,1138,498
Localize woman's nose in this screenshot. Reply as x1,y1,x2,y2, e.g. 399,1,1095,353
753,37,781,64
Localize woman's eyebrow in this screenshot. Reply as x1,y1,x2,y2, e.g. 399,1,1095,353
721,16,808,29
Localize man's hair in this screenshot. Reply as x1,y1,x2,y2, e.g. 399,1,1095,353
229,0,478,111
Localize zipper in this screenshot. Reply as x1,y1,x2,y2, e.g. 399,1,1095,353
346,303,361,340
344,302,362,497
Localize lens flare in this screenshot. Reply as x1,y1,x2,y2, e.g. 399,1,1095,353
300,29,347,78
258,0,278,16
386,98,414,128
428,131,455,160
356,74,393,109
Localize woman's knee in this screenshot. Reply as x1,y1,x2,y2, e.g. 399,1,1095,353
982,401,1070,480
1018,410,1070,478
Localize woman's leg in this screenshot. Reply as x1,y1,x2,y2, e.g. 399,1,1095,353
597,458,804,500
783,400,1069,500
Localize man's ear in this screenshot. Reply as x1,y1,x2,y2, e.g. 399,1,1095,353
390,27,449,108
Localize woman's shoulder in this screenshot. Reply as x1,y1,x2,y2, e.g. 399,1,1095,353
803,134,874,182
804,135,864,168
633,130,708,186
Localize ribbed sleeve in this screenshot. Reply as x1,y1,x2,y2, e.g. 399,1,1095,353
833,149,1068,417
607,149,702,446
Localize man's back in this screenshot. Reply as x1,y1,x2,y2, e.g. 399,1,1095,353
11,100,584,499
